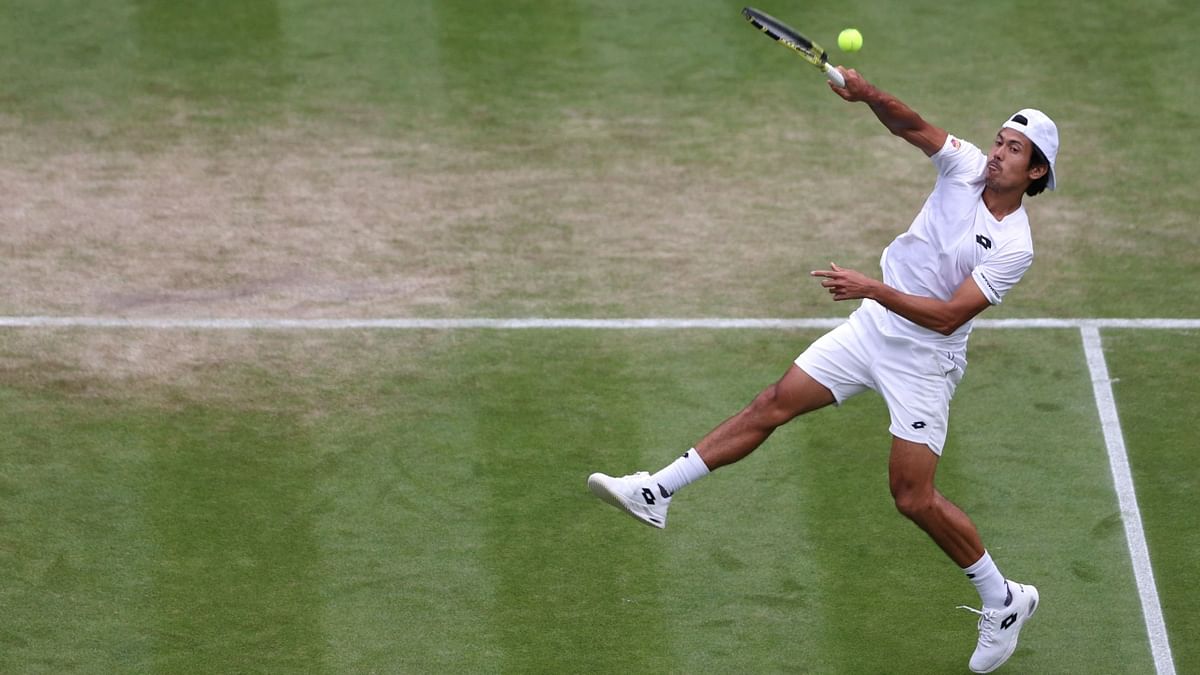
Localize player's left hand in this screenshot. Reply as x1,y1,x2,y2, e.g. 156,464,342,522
810,262,878,301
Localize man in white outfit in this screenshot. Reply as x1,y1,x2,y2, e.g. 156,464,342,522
588,66,1059,673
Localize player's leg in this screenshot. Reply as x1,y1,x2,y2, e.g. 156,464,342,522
872,339,1009,589
688,316,873,474
586,364,835,528
588,315,871,529
888,438,1039,673
875,337,1039,672
694,363,835,469
887,437,984,567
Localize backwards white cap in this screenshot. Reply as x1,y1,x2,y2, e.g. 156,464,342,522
1002,109,1059,190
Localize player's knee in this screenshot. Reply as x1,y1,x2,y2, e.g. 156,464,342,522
892,488,934,521
747,382,793,426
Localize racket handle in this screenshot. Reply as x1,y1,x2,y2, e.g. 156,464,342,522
824,63,845,88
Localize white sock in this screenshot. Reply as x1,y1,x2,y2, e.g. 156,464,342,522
963,550,1009,608
650,448,710,496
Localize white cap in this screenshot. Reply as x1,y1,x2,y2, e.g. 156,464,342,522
1002,108,1059,191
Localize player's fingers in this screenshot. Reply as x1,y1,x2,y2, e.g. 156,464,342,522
831,68,858,96
828,77,852,99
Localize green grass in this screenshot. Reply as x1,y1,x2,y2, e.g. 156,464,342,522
0,328,1176,672
1104,329,1200,675
0,0,1197,672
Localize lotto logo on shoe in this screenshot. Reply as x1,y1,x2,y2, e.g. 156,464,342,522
963,580,1039,673
587,471,672,529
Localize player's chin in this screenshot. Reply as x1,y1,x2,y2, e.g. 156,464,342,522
986,175,1023,193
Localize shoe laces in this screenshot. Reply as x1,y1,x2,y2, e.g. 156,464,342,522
958,605,1000,645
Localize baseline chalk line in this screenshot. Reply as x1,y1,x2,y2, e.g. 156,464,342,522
0,316,1196,330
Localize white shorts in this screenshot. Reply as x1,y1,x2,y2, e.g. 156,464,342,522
794,309,965,455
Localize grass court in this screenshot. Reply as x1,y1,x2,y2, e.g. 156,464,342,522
1,1,1197,672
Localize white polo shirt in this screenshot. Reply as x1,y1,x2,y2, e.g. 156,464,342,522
859,134,1035,357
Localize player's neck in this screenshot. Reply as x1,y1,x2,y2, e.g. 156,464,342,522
981,187,1023,221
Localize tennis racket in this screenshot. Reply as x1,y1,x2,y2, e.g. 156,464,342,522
742,7,845,88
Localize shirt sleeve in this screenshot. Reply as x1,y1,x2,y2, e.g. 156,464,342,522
930,134,986,180
972,245,1033,305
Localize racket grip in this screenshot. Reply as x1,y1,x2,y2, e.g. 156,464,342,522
824,63,845,88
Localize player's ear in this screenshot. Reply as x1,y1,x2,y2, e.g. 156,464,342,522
1028,163,1048,181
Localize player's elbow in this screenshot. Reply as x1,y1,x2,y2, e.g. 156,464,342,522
931,321,957,336
940,303,990,334
933,313,968,336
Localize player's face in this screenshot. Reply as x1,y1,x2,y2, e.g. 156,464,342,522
985,128,1044,192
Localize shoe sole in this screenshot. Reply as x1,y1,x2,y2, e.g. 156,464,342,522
972,584,1040,674
587,474,665,529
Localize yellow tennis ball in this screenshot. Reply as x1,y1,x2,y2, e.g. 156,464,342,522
837,28,863,52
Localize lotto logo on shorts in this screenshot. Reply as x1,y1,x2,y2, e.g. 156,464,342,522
911,421,927,429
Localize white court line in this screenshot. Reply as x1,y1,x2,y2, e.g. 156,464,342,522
0,315,1197,330
1081,326,1176,675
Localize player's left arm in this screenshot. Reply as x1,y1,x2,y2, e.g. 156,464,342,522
811,263,990,335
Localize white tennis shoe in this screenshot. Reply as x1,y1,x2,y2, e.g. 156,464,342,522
961,580,1040,673
587,471,671,529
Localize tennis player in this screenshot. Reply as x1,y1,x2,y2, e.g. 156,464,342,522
587,66,1058,673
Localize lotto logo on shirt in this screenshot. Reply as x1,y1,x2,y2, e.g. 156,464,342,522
978,272,1000,299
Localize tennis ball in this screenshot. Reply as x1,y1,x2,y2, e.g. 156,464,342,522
837,28,863,52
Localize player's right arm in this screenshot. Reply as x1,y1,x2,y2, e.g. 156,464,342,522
829,67,947,157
